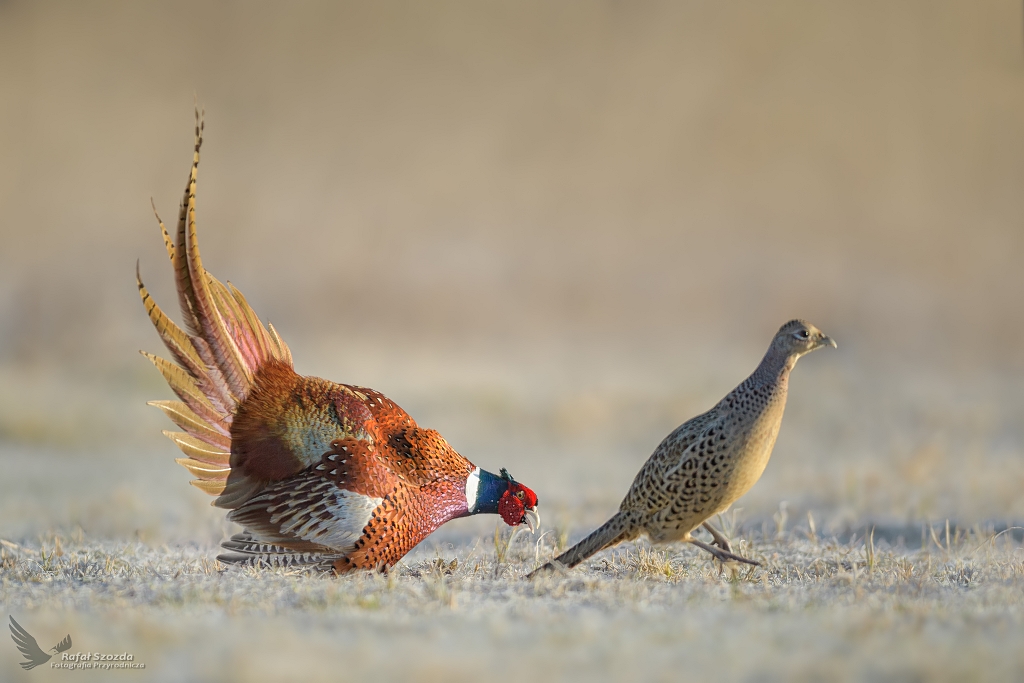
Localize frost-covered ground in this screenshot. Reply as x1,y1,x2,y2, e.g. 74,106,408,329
2,525,1024,683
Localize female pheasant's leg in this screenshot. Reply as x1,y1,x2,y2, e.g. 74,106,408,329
702,521,733,553
687,537,759,566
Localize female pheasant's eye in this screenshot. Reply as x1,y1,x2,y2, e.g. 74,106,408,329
516,490,525,500
797,330,809,339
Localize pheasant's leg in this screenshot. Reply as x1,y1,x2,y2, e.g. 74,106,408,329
688,538,759,566
702,521,732,553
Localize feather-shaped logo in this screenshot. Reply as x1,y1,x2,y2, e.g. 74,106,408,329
8,616,72,670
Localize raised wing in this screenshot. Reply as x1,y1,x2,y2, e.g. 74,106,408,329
9,617,51,670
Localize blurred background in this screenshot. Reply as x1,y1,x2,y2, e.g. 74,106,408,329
1,0,1023,544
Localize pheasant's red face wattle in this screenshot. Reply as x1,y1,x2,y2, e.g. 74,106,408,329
498,482,539,529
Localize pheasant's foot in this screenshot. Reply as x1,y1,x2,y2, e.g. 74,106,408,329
701,521,733,553
688,538,759,566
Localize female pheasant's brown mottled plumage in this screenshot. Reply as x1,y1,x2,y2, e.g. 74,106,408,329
530,319,835,576
139,111,538,573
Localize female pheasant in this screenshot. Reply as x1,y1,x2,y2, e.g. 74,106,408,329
530,319,835,576
138,112,539,572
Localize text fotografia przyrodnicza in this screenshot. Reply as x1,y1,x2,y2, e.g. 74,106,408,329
51,652,145,670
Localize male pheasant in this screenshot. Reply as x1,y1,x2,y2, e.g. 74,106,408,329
138,112,539,572
530,320,835,576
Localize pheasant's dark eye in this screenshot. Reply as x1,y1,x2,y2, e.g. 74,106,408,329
797,330,809,339
515,490,525,500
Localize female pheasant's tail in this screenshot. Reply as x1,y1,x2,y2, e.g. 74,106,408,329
528,511,639,578
137,108,293,508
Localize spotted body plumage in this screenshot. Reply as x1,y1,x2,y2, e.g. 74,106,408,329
139,111,538,573
531,319,835,576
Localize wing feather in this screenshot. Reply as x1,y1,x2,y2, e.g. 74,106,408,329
227,471,382,554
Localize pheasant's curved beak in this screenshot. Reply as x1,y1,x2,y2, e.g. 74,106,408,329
819,335,837,349
523,507,540,534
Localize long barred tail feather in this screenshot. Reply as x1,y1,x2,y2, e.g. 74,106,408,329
138,107,293,507
528,511,639,578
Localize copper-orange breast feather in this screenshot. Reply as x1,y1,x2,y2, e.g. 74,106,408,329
138,112,539,573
